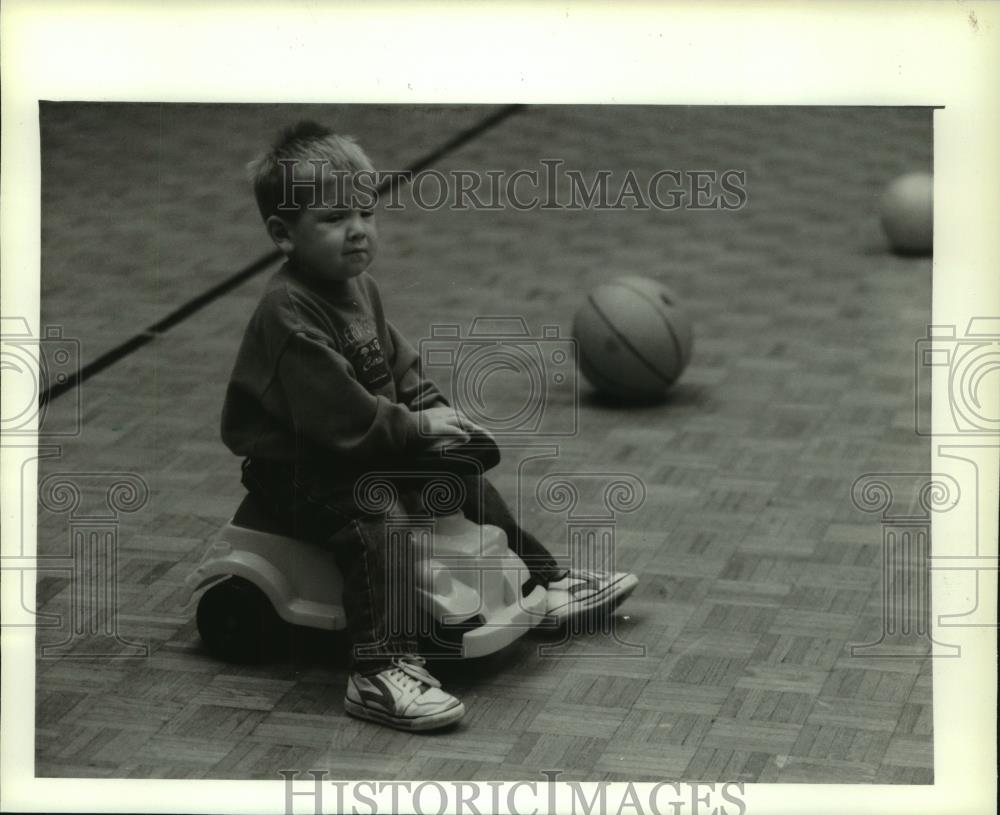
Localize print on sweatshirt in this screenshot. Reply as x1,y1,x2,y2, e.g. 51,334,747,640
340,315,391,391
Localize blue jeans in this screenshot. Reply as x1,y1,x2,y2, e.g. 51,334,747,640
240,458,563,672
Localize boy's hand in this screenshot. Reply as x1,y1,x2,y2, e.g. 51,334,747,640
413,406,502,471
418,406,492,449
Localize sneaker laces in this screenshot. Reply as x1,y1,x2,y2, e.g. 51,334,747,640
386,655,440,692
551,569,603,590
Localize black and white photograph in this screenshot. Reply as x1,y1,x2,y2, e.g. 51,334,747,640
2,4,997,814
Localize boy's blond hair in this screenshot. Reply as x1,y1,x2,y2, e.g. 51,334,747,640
248,121,375,222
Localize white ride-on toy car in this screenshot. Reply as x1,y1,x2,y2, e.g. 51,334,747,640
185,436,548,662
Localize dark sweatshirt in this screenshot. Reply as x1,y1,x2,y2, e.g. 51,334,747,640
221,264,446,482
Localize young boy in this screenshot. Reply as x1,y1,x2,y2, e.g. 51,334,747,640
221,121,637,732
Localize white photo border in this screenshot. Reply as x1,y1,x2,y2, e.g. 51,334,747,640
2,2,997,814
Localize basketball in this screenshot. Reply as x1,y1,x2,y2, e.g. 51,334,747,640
880,171,933,256
573,276,694,401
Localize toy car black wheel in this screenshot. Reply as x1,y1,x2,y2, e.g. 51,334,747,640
196,576,285,663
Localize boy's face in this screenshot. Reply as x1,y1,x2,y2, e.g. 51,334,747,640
271,173,378,282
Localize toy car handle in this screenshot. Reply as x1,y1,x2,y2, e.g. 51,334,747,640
408,427,501,475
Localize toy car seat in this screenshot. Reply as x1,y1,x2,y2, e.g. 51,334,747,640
185,435,547,662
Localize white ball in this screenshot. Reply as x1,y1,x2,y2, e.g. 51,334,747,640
880,172,933,256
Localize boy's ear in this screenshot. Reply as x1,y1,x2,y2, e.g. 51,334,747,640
265,215,295,254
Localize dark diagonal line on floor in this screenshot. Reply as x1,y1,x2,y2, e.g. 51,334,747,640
40,103,526,406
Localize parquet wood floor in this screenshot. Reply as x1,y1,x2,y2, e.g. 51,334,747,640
34,104,933,782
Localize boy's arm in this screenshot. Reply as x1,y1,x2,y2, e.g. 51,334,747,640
278,329,427,465
383,322,501,471
387,320,450,411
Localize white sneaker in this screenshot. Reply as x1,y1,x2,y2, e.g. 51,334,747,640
344,656,465,731
543,569,638,625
